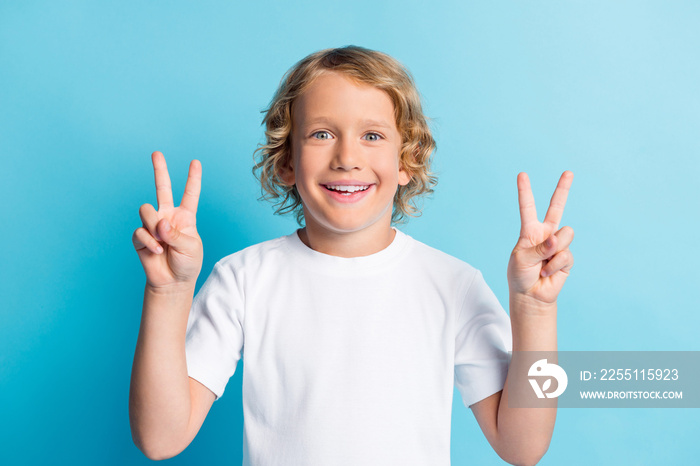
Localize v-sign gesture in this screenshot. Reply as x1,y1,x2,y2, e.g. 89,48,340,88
132,151,204,290
507,171,574,308
473,173,573,466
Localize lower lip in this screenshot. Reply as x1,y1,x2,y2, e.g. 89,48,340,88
322,185,374,203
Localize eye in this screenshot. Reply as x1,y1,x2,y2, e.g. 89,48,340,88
311,131,332,140
363,132,383,142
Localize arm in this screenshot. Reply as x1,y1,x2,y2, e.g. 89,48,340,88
129,285,216,460
472,171,575,466
129,152,216,460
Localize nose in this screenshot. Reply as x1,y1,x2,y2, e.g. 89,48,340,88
331,136,362,171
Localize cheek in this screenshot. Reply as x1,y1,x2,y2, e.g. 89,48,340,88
293,153,317,180
376,152,403,182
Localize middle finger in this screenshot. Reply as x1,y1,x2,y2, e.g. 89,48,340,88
543,171,573,230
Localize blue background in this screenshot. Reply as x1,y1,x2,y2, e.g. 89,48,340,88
2,1,698,464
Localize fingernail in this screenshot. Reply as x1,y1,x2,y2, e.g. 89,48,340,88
541,269,548,277
156,245,164,254
545,237,554,248
163,220,171,232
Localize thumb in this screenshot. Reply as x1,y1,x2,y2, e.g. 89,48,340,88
522,235,558,266
157,218,196,253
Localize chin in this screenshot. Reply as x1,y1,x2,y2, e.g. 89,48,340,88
302,202,394,235
321,218,375,234
310,212,382,234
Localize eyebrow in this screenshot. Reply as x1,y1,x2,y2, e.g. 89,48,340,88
303,116,394,129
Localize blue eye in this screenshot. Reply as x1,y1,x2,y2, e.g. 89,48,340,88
312,131,332,140
363,133,382,142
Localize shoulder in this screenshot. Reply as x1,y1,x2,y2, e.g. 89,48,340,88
196,233,297,297
399,232,481,292
402,232,478,276
214,233,295,273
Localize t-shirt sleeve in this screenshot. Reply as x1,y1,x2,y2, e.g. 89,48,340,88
454,270,512,408
185,261,244,400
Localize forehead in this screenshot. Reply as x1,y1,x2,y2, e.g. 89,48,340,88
292,71,396,128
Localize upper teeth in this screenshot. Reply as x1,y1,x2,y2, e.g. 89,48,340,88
326,185,370,193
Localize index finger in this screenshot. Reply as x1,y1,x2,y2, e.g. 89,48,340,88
180,159,202,214
152,151,174,209
517,172,538,234
543,171,574,229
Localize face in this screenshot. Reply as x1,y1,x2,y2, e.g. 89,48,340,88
283,71,411,239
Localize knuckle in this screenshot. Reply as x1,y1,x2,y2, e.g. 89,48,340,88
511,247,526,262
183,187,198,198
134,227,148,241
561,225,574,239
557,251,573,270
556,250,570,263
139,204,155,220
132,228,147,248
536,243,548,256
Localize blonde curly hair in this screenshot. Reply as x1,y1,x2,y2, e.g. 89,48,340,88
253,45,437,225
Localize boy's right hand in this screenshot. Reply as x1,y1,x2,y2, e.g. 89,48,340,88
132,151,203,291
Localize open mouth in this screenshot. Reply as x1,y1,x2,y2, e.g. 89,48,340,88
322,184,372,196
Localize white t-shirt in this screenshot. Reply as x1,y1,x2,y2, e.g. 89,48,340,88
185,229,512,466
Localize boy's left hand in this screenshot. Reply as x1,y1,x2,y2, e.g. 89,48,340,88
507,171,574,310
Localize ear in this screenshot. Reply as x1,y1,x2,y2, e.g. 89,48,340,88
278,156,296,186
398,151,413,186
398,165,412,186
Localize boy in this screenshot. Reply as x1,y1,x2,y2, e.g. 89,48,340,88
129,46,574,465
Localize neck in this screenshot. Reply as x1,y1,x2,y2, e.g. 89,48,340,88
298,222,396,258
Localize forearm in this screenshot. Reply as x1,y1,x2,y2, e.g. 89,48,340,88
481,170,572,465
494,297,558,465
129,284,195,460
